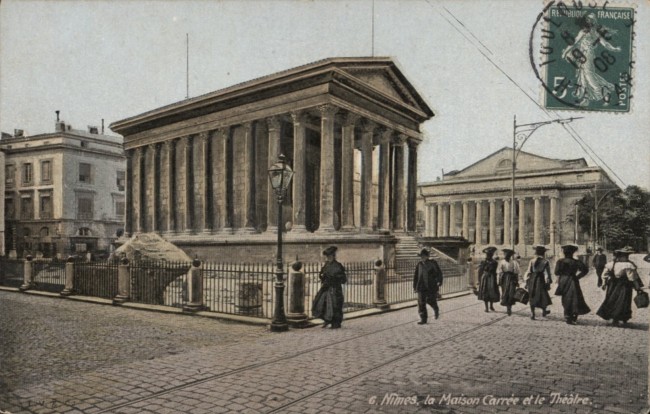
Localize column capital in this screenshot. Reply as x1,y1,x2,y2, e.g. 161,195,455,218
197,131,210,142
361,119,377,134
502,197,511,204
162,140,174,150
517,196,527,202
343,112,361,127
266,116,282,131
241,121,253,131
461,200,469,206
318,104,338,118
379,128,393,144
533,195,542,200
548,190,560,199
407,139,419,149
393,133,408,146
488,198,496,204
290,110,307,125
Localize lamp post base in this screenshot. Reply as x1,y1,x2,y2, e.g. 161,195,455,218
270,321,289,332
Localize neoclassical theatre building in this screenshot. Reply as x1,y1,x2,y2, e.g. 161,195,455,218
418,148,617,258
110,57,434,262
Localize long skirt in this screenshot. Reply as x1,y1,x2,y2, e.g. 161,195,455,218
500,272,518,306
478,272,500,302
312,286,344,324
597,277,633,322
555,275,590,317
526,273,552,309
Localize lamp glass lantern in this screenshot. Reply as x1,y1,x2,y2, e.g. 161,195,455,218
268,154,293,198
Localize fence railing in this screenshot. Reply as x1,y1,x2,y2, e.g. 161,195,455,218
2,256,470,321
74,261,119,299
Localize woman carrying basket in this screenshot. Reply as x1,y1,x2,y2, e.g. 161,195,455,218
597,246,644,327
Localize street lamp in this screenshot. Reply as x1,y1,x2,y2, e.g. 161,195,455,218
267,154,294,332
510,115,582,250
591,184,619,251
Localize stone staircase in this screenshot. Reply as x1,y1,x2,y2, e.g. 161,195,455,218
394,235,465,281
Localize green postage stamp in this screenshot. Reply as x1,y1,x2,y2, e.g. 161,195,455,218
535,2,635,112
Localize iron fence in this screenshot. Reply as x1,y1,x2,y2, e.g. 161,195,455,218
32,259,66,293
129,261,191,307
0,258,24,288
202,262,276,318
74,261,119,299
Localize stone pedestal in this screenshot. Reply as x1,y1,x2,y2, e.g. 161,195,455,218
60,257,75,296
112,258,131,304
373,261,389,310
286,262,309,327
19,256,34,292
183,260,205,312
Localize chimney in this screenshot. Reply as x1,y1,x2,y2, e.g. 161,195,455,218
55,110,65,132
101,119,105,134
55,110,60,121
14,129,24,137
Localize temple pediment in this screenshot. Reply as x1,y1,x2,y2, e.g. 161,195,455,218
446,147,588,179
341,67,420,109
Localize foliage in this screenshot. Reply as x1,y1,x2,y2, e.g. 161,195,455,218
576,185,650,252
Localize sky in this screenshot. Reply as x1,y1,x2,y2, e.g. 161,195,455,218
1,0,648,189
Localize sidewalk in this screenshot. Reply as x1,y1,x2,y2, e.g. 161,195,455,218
0,269,647,414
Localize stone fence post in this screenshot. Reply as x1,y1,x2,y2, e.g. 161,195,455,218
183,259,204,312
287,261,308,327
19,255,34,292
60,257,76,296
113,258,130,304
373,260,389,310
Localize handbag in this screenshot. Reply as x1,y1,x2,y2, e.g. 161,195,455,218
514,287,529,305
634,290,649,309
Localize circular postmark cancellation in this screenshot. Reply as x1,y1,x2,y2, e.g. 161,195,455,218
530,1,636,112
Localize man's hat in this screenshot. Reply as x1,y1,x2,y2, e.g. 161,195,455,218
322,246,338,256
561,244,579,254
501,248,515,255
614,246,635,255
418,248,430,257
533,245,549,255
482,246,497,254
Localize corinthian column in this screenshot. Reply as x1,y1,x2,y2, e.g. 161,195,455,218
518,197,526,245
266,116,281,232
318,105,337,232
193,132,209,233
550,193,559,251
291,111,308,233
144,144,157,232
360,120,376,232
175,136,191,233
393,135,406,232
431,203,438,237
341,112,358,231
161,141,174,234
132,147,143,233
488,199,497,245
462,201,469,239
407,140,418,232
212,128,231,233
239,122,256,234
437,203,444,237
378,129,391,232
448,202,457,237
503,198,511,247
475,200,483,244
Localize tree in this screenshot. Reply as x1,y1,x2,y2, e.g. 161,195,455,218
576,185,650,252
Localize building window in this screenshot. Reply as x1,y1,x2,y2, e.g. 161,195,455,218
20,196,34,220
79,163,92,183
117,170,125,191
40,227,49,237
41,160,52,183
115,199,125,218
40,194,53,219
77,197,93,220
5,164,15,187
22,163,33,185
78,227,91,236
5,198,15,219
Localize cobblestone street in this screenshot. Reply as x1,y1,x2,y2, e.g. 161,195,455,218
0,267,648,414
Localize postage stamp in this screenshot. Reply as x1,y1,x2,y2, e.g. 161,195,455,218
531,1,635,112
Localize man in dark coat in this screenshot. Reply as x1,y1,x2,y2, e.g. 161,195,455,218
312,246,347,329
413,249,443,324
593,247,608,287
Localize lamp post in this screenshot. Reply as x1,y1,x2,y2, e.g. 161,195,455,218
591,185,619,251
510,115,582,250
268,154,294,332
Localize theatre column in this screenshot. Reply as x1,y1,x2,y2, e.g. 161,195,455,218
437,203,444,237
393,135,406,232
212,128,231,233
291,111,308,233
340,112,358,231
160,141,174,234
240,122,256,234
462,201,469,239
193,132,209,233
518,197,526,246
533,195,542,245
489,199,497,245
503,198,511,247
266,116,281,233
360,120,376,232
424,204,432,236
131,147,143,233
448,202,457,236
550,193,559,251
475,200,483,244
431,203,438,237
378,129,391,232
441,203,449,237
319,104,337,232
407,140,418,232
144,144,158,232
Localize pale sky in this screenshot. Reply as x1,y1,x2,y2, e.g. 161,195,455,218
1,0,648,189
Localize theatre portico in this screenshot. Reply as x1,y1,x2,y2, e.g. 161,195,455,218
110,57,435,262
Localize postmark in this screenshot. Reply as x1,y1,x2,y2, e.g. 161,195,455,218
530,1,636,112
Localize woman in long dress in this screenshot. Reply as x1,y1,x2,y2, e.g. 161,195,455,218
312,246,347,329
477,246,500,312
554,244,590,325
525,245,553,320
597,246,644,326
498,249,521,316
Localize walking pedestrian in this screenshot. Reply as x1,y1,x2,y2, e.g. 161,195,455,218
413,249,443,324
498,248,521,316
312,246,347,329
524,245,553,320
596,246,644,327
593,247,607,288
554,244,590,325
477,246,500,312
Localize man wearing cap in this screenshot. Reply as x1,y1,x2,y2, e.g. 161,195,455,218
524,245,553,320
592,247,607,288
477,246,500,312
413,249,443,324
312,246,347,329
554,244,590,325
